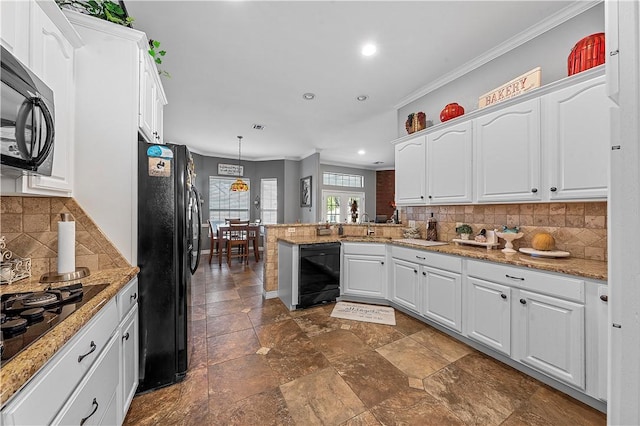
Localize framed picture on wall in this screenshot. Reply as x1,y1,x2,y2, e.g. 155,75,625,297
300,176,312,207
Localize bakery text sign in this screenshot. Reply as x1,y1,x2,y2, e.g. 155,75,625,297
218,163,244,176
478,67,541,108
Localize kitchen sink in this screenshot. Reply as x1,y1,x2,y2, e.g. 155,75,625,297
392,238,449,247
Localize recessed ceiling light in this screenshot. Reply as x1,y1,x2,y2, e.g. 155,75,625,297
356,95,368,101
302,93,315,100
358,150,366,155
361,43,377,56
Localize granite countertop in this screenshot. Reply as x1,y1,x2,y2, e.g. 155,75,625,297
278,236,607,281
0,266,139,406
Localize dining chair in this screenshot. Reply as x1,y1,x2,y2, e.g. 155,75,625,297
225,223,249,266
207,219,220,264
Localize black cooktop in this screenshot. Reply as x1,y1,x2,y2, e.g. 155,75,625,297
0,283,110,365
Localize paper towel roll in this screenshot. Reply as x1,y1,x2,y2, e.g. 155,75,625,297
57,216,76,273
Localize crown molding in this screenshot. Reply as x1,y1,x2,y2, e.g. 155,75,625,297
393,0,602,109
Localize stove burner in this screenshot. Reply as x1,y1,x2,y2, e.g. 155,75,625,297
1,318,27,335
22,292,57,307
20,307,45,321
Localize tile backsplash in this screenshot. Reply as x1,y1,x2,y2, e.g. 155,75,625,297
0,196,130,279
401,202,607,261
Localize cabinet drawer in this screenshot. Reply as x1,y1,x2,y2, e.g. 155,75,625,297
467,260,584,302
52,334,119,425
117,277,139,320
392,246,461,273
1,299,118,426
342,242,386,256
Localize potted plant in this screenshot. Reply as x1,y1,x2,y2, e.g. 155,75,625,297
456,224,473,240
55,0,134,26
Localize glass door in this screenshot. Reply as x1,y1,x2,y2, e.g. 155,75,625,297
322,190,365,223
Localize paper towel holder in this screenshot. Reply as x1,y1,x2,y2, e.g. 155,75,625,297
40,266,90,283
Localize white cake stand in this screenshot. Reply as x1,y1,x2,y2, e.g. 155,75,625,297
495,232,524,254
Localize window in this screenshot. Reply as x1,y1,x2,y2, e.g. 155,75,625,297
260,178,278,224
209,177,250,225
322,172,364,188
322,190,365,223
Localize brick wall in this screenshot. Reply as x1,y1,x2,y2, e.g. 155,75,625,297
376,170,395,219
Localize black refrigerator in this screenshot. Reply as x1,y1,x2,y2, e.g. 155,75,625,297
137,141,202,393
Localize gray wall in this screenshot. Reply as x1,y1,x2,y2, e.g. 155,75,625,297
319,163,376,222
397,3,604,136
283,159,299,224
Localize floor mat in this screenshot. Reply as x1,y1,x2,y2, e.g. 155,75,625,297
330,301,396,325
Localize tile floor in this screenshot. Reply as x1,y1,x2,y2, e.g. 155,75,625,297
124,260,606,425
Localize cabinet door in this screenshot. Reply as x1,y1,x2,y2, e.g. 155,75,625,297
394,136,426,205
605,0,620,104
343,254,386,299
426,121,473,204
596,285,608,401
516,290,585,389
119,305,139,423
544,76,609,200
25,4,74,195
474,98,541,202
421,267,462,332
139,54,156,143
390,258,420,312
0,0,30,64
466,277,511,356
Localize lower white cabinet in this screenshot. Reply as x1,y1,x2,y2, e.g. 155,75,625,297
389,258,421,312
0,278,139,426
466,277,512,355
341,242,387,299
420,266,462,332
515,289,585,389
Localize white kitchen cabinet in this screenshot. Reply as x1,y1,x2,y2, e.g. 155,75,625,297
595,285,608,401
389,258,421,312
465,276,511,355
394,135,426,205
420,266,462,332
426,120,473,204
116,278,139,424
0,1,81,196
543,76,609,200
0,0,31,64
138,53,165,144
474,98,542,203
515,289,585,389
341,243,386,299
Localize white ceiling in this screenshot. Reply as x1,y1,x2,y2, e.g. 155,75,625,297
124,1,574,169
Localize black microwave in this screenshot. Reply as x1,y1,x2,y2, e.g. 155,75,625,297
1,45,55,177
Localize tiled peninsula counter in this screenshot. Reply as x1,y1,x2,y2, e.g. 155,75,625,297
0,267,139,406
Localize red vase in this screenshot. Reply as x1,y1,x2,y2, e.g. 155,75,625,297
440,103,465,122
568,32,605,76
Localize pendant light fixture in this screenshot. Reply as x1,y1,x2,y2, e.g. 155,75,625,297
230,136,249,192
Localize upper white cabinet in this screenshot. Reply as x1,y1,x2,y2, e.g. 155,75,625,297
0,1,81,196
394,135,426,205
543,76,609,200
138,53,166,144
426,120,473,204
474,98,542,203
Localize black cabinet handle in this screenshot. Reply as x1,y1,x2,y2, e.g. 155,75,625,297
500,293,507,299
422,271,426,276
506,274,524,281
78,341,96,363
550,187,557,192
531,188,538,193
416,256,426,260
130,292,137,301
600,294,608,302
123,332,130,341
80,398,99,426
610,49,619,56
414,269,418,274
420,195,424,199
520,298,527,305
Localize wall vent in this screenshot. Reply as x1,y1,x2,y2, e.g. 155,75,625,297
252,124,265,130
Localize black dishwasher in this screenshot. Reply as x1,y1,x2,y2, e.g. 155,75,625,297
298,243,341,308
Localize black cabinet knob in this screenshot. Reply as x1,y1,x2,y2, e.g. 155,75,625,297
519,298,527,305
600,294,608,302
420,196,424,199
422,271,426,276
550,187,557,192
381,261,384,265
414,269,418,274
500,293,507,299
428,195,432,199
531,188,538,193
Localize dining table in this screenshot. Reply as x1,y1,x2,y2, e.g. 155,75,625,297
216,223,261,265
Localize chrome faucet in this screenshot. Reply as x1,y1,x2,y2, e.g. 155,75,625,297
361,213,375,236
